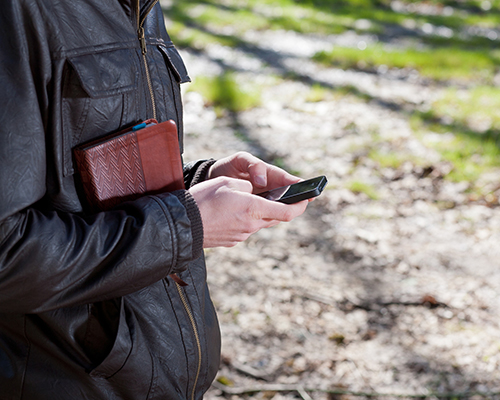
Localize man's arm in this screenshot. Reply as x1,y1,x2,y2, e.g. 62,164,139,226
0,1,200,314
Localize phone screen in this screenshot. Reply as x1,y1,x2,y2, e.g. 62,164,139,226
262,185,290,201
258,175,327,203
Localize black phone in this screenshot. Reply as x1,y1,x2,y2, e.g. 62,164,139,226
257,175,327,204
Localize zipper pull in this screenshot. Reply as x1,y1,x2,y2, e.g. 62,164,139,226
138,26,147,55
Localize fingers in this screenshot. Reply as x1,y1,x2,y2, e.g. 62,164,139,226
254,196,309,222
229,152,297,190
265,164,301,188
241,155,301,190
208,151,304,194
224,176,254,194
190,161,311,249
232,152,268,188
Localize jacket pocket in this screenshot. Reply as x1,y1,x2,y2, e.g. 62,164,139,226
158,44,191,84
62,48,139,176
88,298,155,397
156,44,191,152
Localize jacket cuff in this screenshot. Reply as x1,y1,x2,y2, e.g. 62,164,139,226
171,190,204,260
184,159,217,188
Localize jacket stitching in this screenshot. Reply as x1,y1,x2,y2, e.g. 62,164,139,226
0,216,23,248
140,49,153,119
151,47,168,122
20,315,31,399
185,266,210,393
131,48,143,117
52,40,138,60
150,196,178,272
162,279,191,398
122,92,127,129
165,59,182,127
82,304,94,367
145,350,157,400
62,64,91,149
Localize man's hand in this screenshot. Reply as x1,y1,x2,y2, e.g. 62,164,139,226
208,151,301,193
189,176,308,248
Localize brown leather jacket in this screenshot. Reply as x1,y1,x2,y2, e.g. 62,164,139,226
0,1,220,399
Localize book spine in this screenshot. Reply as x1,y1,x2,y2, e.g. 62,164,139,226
74,150,101,210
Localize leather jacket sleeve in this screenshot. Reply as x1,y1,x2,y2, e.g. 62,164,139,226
184,159,217,188
0,1,203,314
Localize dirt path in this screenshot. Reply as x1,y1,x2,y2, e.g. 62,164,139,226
179,27,500,398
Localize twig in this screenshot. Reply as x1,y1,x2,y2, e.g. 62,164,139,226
297,386,314,400
296,288,448,311
299,290,337,306
346,359,374,392
231,361,272,381
212,381,302,395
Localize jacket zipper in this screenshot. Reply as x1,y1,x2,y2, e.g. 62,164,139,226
136,0,159,120
175,282,202,400
137,1,201,396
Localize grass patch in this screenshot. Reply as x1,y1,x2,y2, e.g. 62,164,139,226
163,0,500,197
313,44,500,83
346,180,380,199
443,140,500,183
368,148,416,169
164,0,500,52
165,20,240,49
411,113,500,185
188,73,261,115
163,0,358,43
427,134,500,183
305,84,331,103
410,85,500,185
432,86,500,135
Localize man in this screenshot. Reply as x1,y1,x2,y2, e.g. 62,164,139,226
0,1,308,399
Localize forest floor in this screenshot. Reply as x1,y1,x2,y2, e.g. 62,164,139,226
176,16,500,400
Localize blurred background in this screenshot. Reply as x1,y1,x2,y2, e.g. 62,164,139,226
160,0,500,398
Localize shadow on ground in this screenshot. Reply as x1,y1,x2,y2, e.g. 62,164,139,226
163,1,500,395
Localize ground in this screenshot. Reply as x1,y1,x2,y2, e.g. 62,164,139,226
177,24,500,399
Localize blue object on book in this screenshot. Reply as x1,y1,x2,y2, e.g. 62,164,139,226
132,122,147,131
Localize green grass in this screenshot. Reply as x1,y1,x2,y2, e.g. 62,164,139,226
163,0,358,40
163,0,500,198
164,19,242,50
313,44,500,83
434,137,500,184
432,86,500,134
305,84,331,103
408,86,500,186
442,139,500,183
346,180,380,200
164,0,500,46
187,72,261,116
368,148,427,170
412,115,500,185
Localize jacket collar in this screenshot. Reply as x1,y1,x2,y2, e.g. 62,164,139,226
120,0,158,24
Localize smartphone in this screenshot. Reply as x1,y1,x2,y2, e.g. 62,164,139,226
257,175,327,204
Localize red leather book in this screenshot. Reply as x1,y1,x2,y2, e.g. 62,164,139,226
74,119,185,212
74,119,189,286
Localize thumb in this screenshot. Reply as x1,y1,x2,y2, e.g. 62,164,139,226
259,198,308,222
247,160,267,188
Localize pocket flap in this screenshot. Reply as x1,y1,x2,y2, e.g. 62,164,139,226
159,44,191,84
68,49,138,99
